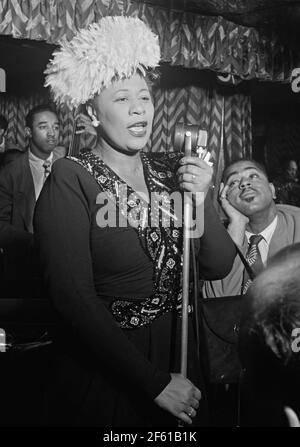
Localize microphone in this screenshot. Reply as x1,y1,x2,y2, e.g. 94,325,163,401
174,122,212,166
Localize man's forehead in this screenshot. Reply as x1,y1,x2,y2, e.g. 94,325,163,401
225,161,263,181
33,111,59,124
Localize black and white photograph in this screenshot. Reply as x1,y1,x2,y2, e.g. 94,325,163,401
1,0,300,435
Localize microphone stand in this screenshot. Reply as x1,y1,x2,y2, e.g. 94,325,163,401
177,127,210,427
180,130,192,378
178,131,192,428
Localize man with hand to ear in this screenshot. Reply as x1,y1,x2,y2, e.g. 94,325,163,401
203,158,300,298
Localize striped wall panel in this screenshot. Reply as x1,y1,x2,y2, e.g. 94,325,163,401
0,85,252,197
0,0,298,82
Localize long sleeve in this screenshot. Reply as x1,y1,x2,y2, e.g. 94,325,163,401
202,247,245,297
197,193,237,280
34,159,170,399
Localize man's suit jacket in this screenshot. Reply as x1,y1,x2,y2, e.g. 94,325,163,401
203,204,300,297
0,151,35,249
0,152,37,287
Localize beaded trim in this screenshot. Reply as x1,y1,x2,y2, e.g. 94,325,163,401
68,151,184,329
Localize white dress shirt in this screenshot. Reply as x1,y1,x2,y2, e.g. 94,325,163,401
28,150,53,199
245,215,278,265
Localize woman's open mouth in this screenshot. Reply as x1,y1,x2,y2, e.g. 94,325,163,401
127,121,147,137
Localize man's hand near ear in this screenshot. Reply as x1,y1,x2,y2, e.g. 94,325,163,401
219,182,249,246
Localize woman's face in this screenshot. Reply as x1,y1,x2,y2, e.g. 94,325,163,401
92,74,154,153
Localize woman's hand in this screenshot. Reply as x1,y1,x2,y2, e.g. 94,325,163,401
75,113,97,136
177,156,213,206
154,373,201,425
219,182,249,245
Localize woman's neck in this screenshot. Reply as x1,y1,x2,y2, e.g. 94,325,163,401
93,142,143,175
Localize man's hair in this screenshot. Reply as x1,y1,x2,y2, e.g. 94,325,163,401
0,115,8,132
25,104,57,130
239,243,300,413
222,158,269,183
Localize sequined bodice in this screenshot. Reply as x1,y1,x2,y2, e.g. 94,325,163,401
68,151,184,329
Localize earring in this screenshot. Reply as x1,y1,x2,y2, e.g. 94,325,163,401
91,116,100,128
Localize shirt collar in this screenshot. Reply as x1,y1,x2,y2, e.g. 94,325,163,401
28,149,53,165
245,215,278,245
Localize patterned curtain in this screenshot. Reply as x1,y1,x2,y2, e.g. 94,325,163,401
0,0,298,82
0,83,251,202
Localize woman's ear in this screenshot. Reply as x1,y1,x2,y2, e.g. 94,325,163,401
86,104,100,128
25,127,32,138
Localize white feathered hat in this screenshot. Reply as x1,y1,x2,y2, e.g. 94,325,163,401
44,16,161,108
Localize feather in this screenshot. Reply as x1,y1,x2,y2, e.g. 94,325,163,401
44,16,161,108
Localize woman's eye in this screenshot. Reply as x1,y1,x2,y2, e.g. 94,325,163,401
250,173,258,179
115,97,127,102
140,96,150,101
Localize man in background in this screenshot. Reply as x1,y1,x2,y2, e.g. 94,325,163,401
0,104,60,294
273,158,300,207
0,104,60,427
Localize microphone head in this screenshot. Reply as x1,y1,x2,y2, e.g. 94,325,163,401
197,129,208,148
174,122,207,153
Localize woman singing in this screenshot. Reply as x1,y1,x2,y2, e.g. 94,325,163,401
35,16,236,427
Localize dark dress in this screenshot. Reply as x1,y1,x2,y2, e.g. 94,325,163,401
34,151,236,427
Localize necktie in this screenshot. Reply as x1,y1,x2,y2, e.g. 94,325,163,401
242,234,264,294
43,160,51,183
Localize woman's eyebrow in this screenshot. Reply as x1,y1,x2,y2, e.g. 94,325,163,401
114,89,129,93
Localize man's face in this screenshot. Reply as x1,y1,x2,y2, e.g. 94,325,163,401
224,161,276,217
27,111,59,159
287,160,298,180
